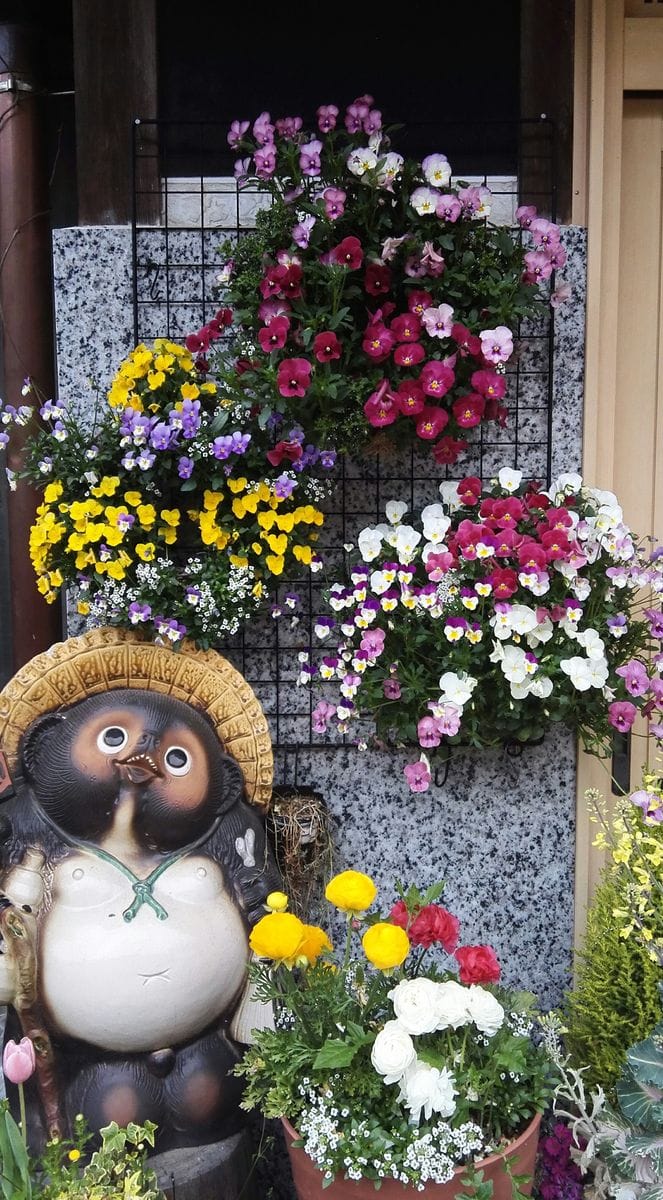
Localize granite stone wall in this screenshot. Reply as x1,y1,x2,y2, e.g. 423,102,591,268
52,225,587,1011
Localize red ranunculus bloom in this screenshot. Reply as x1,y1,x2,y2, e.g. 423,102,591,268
409,905,460,952
455,944,501,984
276,357,312,398
389,899,409,928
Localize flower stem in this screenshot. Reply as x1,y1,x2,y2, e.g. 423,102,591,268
18,1081,27,1147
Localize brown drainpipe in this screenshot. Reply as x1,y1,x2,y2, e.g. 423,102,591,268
0,23,62,672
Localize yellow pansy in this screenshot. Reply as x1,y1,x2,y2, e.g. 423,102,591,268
251,542,263,555
147,370,166,390
229,554,249,568
203,490,223,510
252,581,263,598
74,550,95,569
257,483,272,504
154,353,174,371
127,392,144,412
325,870,377,915
249,912,306,966
137,504,157,529
200,382,217,394
232,497,247,520
265,554,284,575
124,491,143,507
180,382,200,401
275,512,295,533
265,533,288,556
158,525,178,545
44,481,64,503
106,560,127,580
257,509,277,530
67,532,87,552
91,476,120,498
48,570,63,588
160,508,180,527
227,478,248,494
293,544,313,565
136,542,156,562
36,576,51,595
104,528,124,547
76,600,90,616
362,923,410,971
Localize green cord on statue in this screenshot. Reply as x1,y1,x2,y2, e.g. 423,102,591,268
123,879,169,923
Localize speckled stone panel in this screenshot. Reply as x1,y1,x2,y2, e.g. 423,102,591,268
52,224,585,1015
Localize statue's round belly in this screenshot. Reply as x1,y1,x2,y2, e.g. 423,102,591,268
40,852,249,1053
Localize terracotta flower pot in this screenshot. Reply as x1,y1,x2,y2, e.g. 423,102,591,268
281,1112,542,1199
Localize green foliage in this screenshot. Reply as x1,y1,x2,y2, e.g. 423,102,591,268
562,870,662,1094
32,1119,162,1200
0,1100,31,1200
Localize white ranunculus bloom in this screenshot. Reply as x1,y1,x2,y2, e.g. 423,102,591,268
385,499,408,525
358,527,384,562
466,986,505,1037
497,467,523,493
388,979,445,1035
397,1061,458,1124
371,1021,417,1084
434,980,472,1030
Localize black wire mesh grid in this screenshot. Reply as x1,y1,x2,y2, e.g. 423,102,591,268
131,119,557,760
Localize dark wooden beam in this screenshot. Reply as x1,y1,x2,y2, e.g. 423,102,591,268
0,22,63,671
72,0,158,224
520,0,575,222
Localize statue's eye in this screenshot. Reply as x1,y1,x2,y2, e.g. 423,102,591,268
97,726,128,754
164,746,191,777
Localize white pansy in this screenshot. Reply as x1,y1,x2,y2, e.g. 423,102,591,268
559,655,607,691
434,980,472,1030
510,679,533,699
421,153,451,188
526,618,554,647
507,604,539,635
491,610,513,641
595,504,624,533
587,656,609,687
497,467,522,493
489,639,505,664
385,499,408,525
529,675,553,698
421,504,451,543
395,525,422,562
410,186,439,216
499,645,529,683
397,1061,457,1124
376,151,404,187
571,577,591,601
438,671,477,707
358,527,384,562
438,480,462,511
466,986,505,1037
371,1021,417,1084
575,628,605,660
548,472,582,500
370,570,392,595
347,148,378,177
388,979,445,1036
588,486,619,508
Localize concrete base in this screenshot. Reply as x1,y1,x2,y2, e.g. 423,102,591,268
149,1128,258,1200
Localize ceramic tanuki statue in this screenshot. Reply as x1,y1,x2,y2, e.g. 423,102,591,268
0,628,280,1150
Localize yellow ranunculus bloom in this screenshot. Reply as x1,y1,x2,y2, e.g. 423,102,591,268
249,912,306,965
362,923,410,971
298,924,333,966
266,891,289,913
325,870,377,914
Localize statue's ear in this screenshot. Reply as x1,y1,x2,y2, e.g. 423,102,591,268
215,752,246,815
20,713,65,785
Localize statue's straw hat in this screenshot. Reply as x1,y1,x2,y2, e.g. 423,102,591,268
0,627,273,809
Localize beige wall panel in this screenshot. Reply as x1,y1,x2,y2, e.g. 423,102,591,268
624,19,663,88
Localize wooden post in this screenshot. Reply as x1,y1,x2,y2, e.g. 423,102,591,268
72,0,158,225
0,22,62,672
